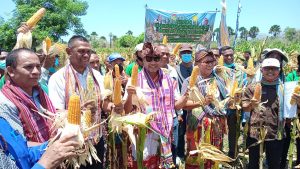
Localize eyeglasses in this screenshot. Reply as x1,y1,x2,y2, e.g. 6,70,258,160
201,60,216,65
145,55,161,62
223,54,234,58
136,56,143,62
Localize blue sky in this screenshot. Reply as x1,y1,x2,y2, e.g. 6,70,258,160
1,0,300,40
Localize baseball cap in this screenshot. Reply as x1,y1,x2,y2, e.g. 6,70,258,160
261,58,280,68
108,53,125,63
179,44,193,52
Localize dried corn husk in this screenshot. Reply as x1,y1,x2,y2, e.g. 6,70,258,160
290,85,300,105
190,143,235,167
14,31,32,49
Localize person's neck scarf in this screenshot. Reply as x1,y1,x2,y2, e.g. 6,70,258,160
140,68,175,167
65,64,102,142
224,63,235,69
2,80,56,142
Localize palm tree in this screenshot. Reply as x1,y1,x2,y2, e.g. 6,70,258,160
239,27,248,40
248,26,260,39
269,25,281,37
228,26,235,37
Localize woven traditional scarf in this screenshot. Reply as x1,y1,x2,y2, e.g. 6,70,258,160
139,68,174,166
65,64,102,141
1,80,56,142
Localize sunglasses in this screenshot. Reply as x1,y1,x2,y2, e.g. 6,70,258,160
145,55,161,62
136,56,143,62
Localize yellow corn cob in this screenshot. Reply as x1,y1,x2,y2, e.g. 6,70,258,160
83,109,92,128
218,55,224,66
230,80,238,98
247,57,254,69
104,72,113,90
45,37,51,53
172,43,181,55
67,94,81,125
26,8,46,29
87,74,94,91
162,35,168,45
189,66,199,88
290,86,300,105
113,78,122,105
114,64,120,78
131,64,139,86
253,83,262,101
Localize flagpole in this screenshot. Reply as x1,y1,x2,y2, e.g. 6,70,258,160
233,0,242,48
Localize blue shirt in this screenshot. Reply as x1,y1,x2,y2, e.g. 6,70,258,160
0,118,47,169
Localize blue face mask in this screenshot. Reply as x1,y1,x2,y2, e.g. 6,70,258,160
181,54,192,63
54,57,59,67
0,60,6,70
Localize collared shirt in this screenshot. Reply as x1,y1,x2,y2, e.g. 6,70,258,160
48,66,105,110
0,117,47,169
242,82,283,141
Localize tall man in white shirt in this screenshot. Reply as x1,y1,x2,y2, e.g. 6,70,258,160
48,35,122,169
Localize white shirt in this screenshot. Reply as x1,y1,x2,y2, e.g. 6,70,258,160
48,65,104,110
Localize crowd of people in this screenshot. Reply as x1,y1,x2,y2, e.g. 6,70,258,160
0,24,300,169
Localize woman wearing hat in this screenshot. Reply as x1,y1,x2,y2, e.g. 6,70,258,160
242,58,285,169
181,49,229,169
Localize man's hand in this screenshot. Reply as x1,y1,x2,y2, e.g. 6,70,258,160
178,115,184,123
113,103,124,114
126,85,137,97
250,99,259,110
82,100,97,113
204,94,214,105
17,23,31,34
121,76,128,86
41,55,56,69
38,133,79,168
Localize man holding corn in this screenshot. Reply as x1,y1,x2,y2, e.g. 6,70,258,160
0,48,56,143
123,42,186,169
48,35,123,169
217,46,247,158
